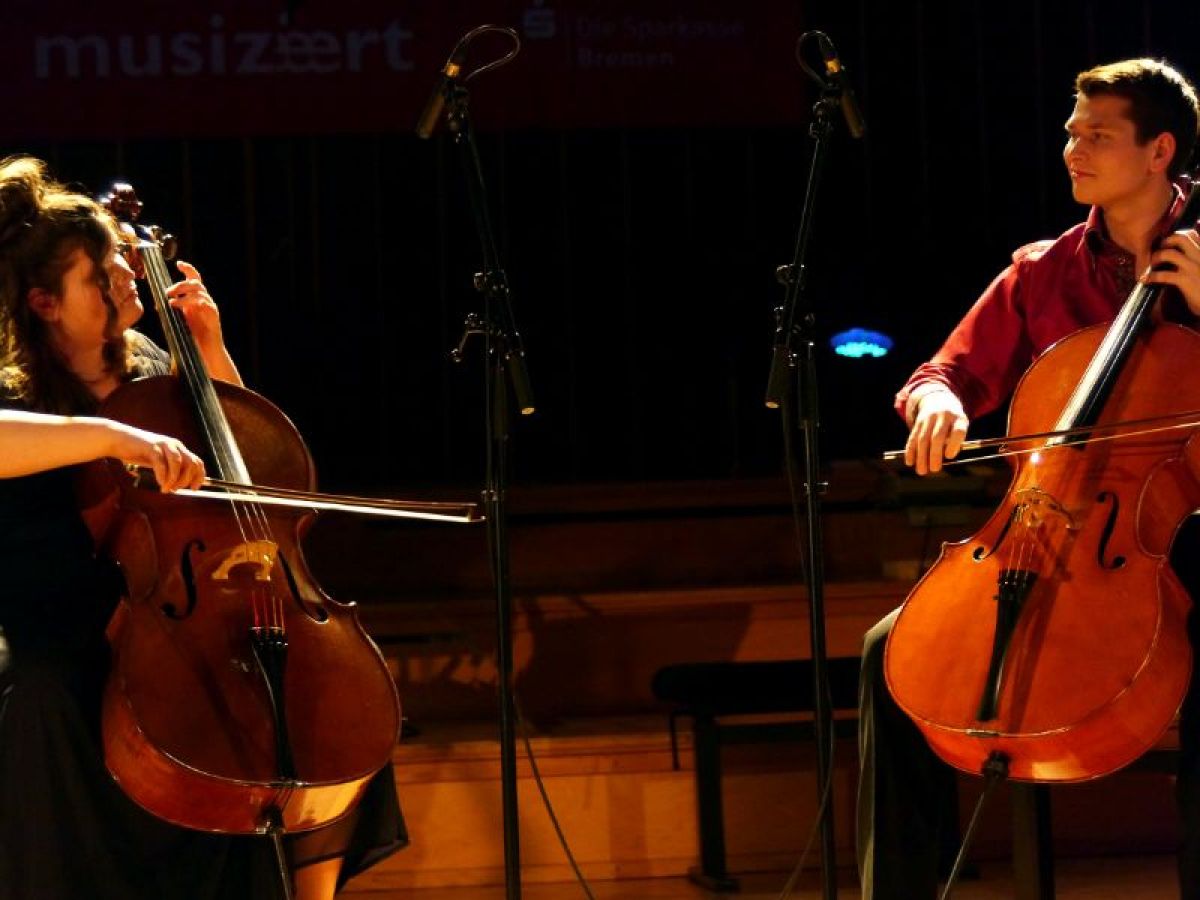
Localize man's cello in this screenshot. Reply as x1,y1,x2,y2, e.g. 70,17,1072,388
885,183,1200,783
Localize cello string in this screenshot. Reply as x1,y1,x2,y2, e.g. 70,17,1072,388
1003,446,1057,680
168,316,288,628
142,248,228,467
1011,501,1034,613
1050,292,1141,445
992,408,1200,450
142,246,262,539
142,243,279,629
157,252,286,629
981,287,1139,719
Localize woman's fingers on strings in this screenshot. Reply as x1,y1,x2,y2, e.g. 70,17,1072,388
165,260,222,343
167,263,211,304
174,260,202,281
167,284,210,304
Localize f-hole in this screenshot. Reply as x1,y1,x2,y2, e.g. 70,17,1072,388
974,505,1020,562
279,552,328,622
1096,491,1126,570
163,538,206,620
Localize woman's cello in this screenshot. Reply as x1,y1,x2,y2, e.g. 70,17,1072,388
82,187,441,840
885,183,1200,784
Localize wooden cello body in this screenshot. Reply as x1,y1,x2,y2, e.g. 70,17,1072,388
885,311,1200,783
86,189,401,835
94,379,401,833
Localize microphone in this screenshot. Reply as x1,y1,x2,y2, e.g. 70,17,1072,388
416,43,468,139
816,33,866,139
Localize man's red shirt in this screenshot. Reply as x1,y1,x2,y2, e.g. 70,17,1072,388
895,189,1191,422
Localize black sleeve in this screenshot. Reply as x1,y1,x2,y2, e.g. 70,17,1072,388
126,331,171,379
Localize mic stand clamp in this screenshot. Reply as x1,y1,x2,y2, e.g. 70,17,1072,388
445,81,534,900
764,86,845,900
765,89,840,407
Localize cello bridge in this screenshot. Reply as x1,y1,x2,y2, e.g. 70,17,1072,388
1012,487,1076,530
213,540,278,582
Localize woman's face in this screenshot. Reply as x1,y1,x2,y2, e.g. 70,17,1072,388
103,246,144,332
42,245,143,354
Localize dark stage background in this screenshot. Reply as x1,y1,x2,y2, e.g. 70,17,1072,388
3,0,1197,492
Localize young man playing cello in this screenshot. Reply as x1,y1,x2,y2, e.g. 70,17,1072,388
859,58,1200,898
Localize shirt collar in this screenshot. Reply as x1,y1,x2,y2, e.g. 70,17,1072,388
1083,181,1189,256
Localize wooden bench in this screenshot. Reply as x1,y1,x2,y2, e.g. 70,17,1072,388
651,658,862,890
653,658,1181,898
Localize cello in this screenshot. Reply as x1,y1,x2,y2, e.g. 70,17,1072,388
885,182,1200,784
82,186,467,842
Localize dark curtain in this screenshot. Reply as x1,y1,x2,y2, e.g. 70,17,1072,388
10,0,1197,490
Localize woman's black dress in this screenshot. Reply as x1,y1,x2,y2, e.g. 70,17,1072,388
0,339,406,899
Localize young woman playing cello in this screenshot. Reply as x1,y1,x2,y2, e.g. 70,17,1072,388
0,156,405,900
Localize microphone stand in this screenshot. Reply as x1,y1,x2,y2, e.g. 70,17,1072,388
764,81,846,900
445,81,535,900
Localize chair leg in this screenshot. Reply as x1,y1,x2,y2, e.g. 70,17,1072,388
1012,783,1055,900
687,713,738,892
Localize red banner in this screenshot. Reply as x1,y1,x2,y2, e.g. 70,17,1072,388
0,1,810,139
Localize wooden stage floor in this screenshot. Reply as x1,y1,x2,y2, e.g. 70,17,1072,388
372,854,1176,898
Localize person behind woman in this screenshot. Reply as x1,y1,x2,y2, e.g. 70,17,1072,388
0,156,405,900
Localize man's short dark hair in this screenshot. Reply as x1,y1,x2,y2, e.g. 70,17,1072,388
1076,58,1199,179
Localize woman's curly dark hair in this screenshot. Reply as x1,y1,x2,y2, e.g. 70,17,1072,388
0,156,132,413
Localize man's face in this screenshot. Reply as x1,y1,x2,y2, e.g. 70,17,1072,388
1063,92,1169,208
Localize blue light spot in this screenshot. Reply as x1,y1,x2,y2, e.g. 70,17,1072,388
831,328,893,358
